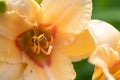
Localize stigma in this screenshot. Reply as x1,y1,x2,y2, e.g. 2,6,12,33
32,26,53,55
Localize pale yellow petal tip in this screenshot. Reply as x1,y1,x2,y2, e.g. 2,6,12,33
87,20,120,80
87,20,120,49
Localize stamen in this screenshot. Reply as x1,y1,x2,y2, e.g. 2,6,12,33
47,45,53,55
37,34,44,41
32,39,41,54
32,34,45,54
32,27,53,55
42,37,49,49
40,45,53,55
49,35,53,44
33,26,38,36
36,44,41,54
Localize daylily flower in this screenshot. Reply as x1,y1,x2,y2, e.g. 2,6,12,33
0,0,93,80
88,20,120,80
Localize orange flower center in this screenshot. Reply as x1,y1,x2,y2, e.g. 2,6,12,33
15,24,56,67
32,26,53,55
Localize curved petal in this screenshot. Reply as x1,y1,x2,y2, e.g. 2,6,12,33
62,30,96,61
0,62,27,80
110,61,120,80
87,20,120,50
92,67,108,80
41,0,92,34
0,11,34,38
89,44,120,80
116,39,120,53
0,34,22,63
6,0,41,22
59,20,120,61
22,49,76,80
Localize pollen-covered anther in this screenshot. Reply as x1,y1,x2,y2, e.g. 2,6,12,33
32,27,53,55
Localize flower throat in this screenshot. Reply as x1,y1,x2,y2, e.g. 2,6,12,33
32,26,53,55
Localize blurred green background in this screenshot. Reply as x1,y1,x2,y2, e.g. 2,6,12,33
73,0,120,80
92,0,120,31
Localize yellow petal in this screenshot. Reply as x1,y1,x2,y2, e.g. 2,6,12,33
54,31,77,48
6,0,41,22
87,20,120,50
0,62,27,80
23,49,76,80
0,11,33,38
116,39,120,53
110,61,120,80
89,44,120,80
41,0,92,34
0,34,22,63
62,30,96,61
92,67,108,80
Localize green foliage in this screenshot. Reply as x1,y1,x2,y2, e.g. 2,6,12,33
92,0,120,30
35,0,43,4
0,0,7,13
74,0,120,80
73,59,94,80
